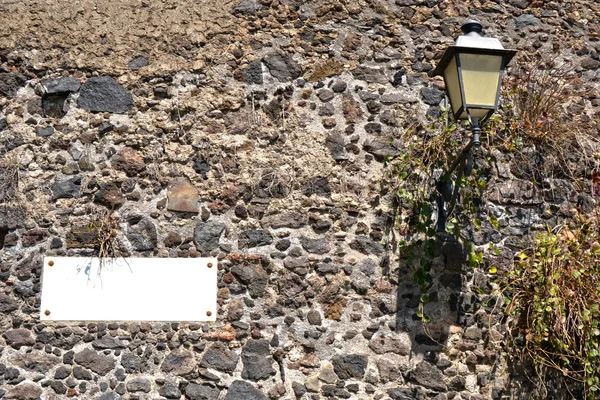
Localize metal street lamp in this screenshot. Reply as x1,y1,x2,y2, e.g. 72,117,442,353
431,20,517,232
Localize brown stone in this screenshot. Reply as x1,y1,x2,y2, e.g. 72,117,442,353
342,93,362,124
21,228,48,247
66,223,98,248
111,147,145,176
167,178,199,213
326,299,347,320
5,383,42,400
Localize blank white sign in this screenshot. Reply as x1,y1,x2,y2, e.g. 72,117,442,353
40,257,217,321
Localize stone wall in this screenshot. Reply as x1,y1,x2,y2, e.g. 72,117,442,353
0,0,599,399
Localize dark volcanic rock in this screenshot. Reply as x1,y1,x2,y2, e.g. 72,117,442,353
407,361,447,391
244,60,263,84
126,217,157,251
363,137,399,160
325,132,348,161
421,86,445,105
128,56,149,70
36,126,54,137
77,76,133,113
42,94,69,118
42,77,81,94
126,377,151,393
241,340,276,380
263,53,301,82
74,349,116,376
193,155,211,179
200,343,240,372
121,352,141,373
514,14,542,29
239,229,273,248
225,380,267,400
51,176,81,199
332,354,368,379
350,235,384,255
301,236,331,254
0,72,26,97
303,176,332,197
4,329,35,349
194,220,226,253
185,383,221,400
231,263,269,298
161,348,196,376
95,182,125,208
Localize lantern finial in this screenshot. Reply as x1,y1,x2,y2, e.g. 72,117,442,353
461,20,483,36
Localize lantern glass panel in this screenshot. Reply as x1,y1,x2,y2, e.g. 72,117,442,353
443,57,462,118
459,53,503,110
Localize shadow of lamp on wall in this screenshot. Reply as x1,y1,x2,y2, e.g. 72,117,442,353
431,20,517,233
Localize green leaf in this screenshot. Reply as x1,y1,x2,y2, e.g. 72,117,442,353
420,294,430,303
489,266,497,274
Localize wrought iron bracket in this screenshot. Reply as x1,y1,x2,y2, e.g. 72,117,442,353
435,120,481,232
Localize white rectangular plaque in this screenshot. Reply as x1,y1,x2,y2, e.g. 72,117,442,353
40,257,217,321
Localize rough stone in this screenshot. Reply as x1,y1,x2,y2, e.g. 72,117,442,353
239,229,273,248
42,77,81,94
200,343,240,372
0,293,18,312
352,66,387,84
161,348,196,376
301,236,330,254
0,72,26,97
244,61,264,84
263,53,302,82
514,14,542,29
421,86,445,105
74,349,116,376
4,383,42,400
363,137,399,160
241,339,276,380
77,76,133,113
4,329,35,349
318,363,338,383
185,383,221,400
111,147,145,176
194,220,226,253
95,182,125,208
224,380,267,400
230,263,269,298
126,377,151,393
120,352,141,373
325,132,348,161
128,56,149,70
92,336,126,349
368,336,411,355
36,126,55,137
332,354,368,379
126,217,158,251
407,361,447,392
51,176,81,199
167,178,199,212
350,235,384,255
11,354,60,373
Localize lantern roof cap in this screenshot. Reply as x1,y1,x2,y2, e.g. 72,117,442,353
431,19,517,77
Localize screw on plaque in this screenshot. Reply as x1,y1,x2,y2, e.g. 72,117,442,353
44,310,51,316
206,311,212,317
48,260,54,267
207,262,213,268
